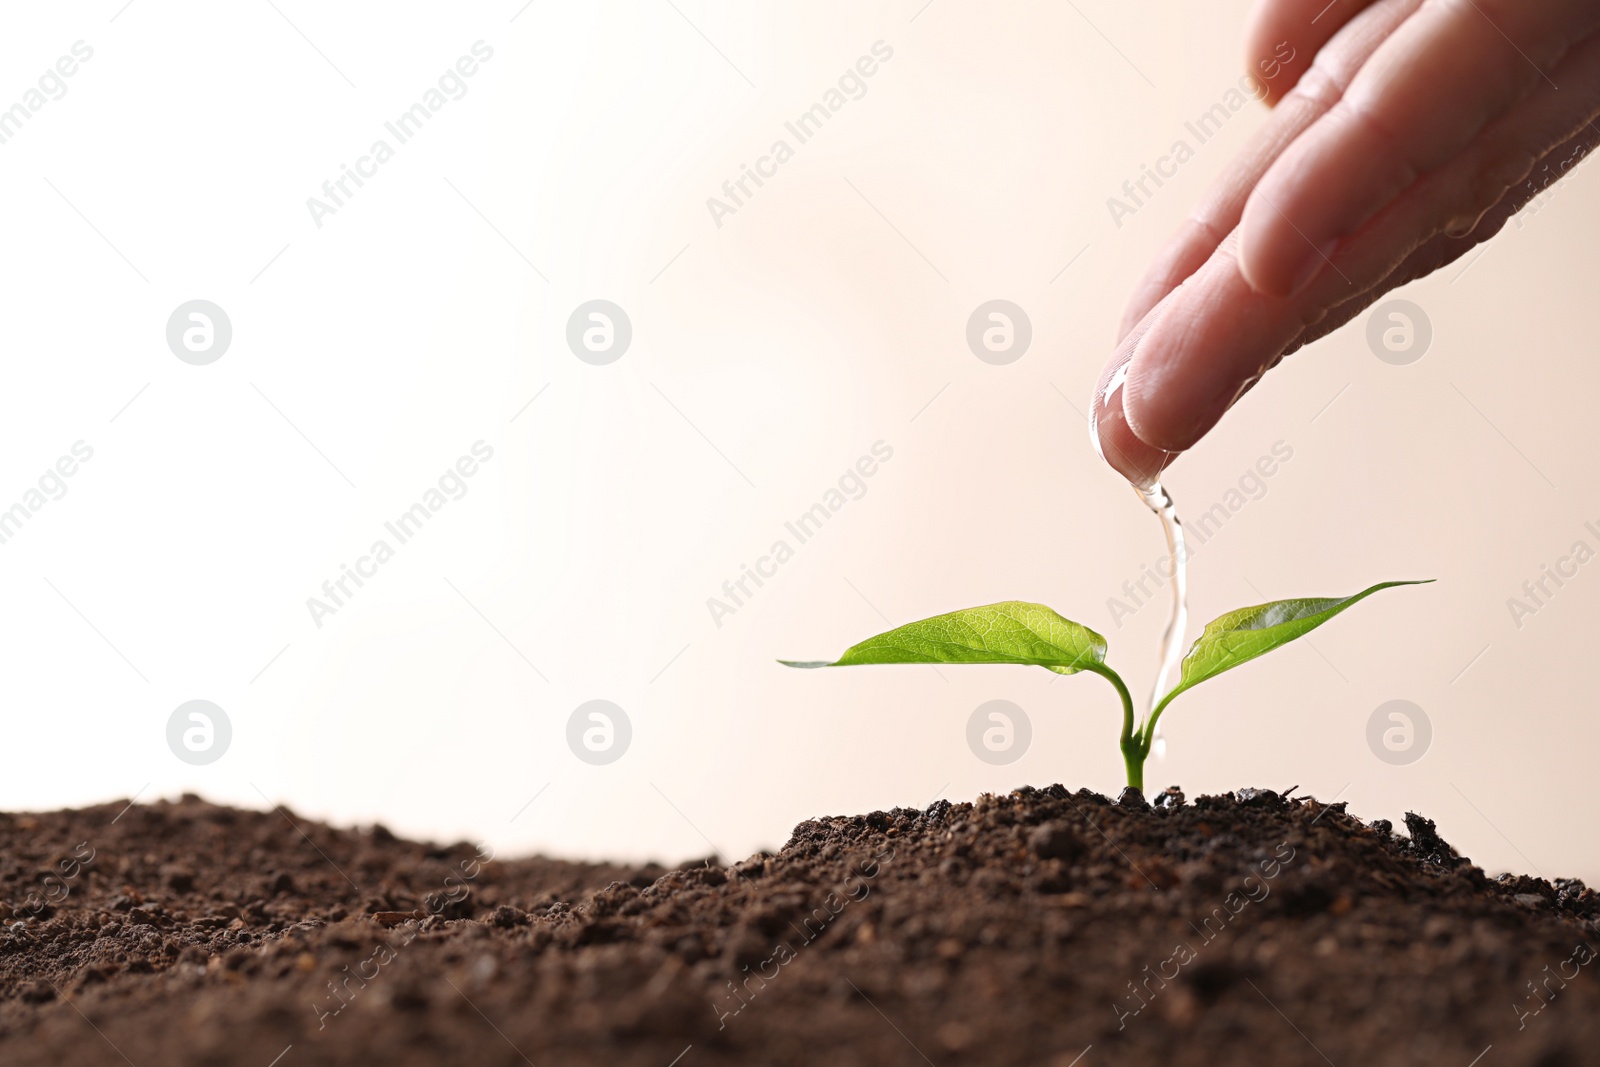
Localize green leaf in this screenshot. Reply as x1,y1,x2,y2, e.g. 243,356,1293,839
1155,580,1433,713
780,601,1108,674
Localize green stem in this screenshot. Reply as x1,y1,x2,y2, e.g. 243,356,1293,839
1140,687,1183,753
1121,741,1145,792
1088,663,1145,791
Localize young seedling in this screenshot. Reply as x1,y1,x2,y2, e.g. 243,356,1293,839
783,580,1431,790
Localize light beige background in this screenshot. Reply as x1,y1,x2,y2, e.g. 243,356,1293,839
0,1,1594,881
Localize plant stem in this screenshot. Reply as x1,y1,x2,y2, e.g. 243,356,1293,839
1088,663,1145,791
1141,690,1180,754
1121,740,1145,792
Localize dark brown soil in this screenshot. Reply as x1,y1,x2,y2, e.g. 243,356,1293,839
2,788,1597,1066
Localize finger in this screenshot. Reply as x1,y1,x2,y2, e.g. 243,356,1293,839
1243,0,1382,106
1119,28,1600,452
1291,124,1600,354
1237,0,1600,297
1117,0,1422,340
1091,319,1179,489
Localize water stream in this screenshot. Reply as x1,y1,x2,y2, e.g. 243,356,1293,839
1136,480,1188,755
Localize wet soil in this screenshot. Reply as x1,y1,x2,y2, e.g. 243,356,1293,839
2,788,1597,1066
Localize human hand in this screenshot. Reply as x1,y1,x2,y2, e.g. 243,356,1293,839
1093,0,1600,487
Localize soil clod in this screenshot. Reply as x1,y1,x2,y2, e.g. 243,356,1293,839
1026,821,1085,862
1153,785,1186,810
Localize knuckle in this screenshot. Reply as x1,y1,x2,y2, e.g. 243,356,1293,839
1282,64,1344,112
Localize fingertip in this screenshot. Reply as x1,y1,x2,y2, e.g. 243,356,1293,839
1092,386,1175,490
1118,257,1288,453
1125,351,1257,454
1237,187,1325,298
1091,336,1178,489
1242,0,1375,107
1242,0,1294,107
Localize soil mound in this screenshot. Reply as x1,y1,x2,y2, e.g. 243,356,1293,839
2,788,1596,1066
